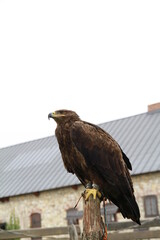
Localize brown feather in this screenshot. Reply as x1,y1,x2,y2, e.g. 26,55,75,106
50,110,141,224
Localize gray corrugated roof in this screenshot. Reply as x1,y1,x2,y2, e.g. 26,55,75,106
0,110,160,198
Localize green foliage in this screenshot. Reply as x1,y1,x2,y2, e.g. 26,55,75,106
6,210,20,240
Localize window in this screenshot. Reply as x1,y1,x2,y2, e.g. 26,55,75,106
102,203,118,222
144,195,159,217
66,208,81,225
0,222,6,230
66,204,118,225
31,213,41,228
30,213,41,240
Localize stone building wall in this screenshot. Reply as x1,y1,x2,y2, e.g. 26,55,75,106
133,172,160,219
0,185,84,229
0,172,160,230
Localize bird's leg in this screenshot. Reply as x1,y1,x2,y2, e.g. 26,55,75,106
85,182,92,189
85,183,102,200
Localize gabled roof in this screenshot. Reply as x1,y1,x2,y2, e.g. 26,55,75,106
0,110,160,198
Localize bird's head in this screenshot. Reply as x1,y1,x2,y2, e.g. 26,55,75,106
48,110,80,124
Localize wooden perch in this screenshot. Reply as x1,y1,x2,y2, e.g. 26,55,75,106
82,194,105,240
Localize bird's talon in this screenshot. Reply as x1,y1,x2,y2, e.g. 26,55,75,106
85,188,102,200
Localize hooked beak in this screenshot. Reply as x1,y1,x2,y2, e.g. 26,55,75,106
48,112,55,120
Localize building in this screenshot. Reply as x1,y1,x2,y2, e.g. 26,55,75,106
0,103,160,230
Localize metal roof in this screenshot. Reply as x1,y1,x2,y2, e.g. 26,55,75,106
0,110,160,198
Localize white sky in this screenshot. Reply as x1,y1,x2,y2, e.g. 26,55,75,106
0,0,160,148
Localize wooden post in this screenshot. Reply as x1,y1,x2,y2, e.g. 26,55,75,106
82,194,104,240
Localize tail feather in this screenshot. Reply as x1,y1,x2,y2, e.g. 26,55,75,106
107,193,141,225
119,195,141,225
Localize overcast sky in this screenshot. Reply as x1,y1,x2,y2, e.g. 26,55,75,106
0,0,160,148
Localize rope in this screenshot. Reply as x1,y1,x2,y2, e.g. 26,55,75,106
101,198,108,240
74,192,84,209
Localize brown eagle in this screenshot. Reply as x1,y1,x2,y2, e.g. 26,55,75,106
48,110,141,224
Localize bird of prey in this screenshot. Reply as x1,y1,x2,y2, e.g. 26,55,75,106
48,110,140,224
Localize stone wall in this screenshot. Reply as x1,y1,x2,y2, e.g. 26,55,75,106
0,185,84,229
0,172,160,230
133,172,160,219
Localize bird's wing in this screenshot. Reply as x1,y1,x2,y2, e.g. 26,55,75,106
70,120,133,193
70,121,140,224
120,147,132,170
